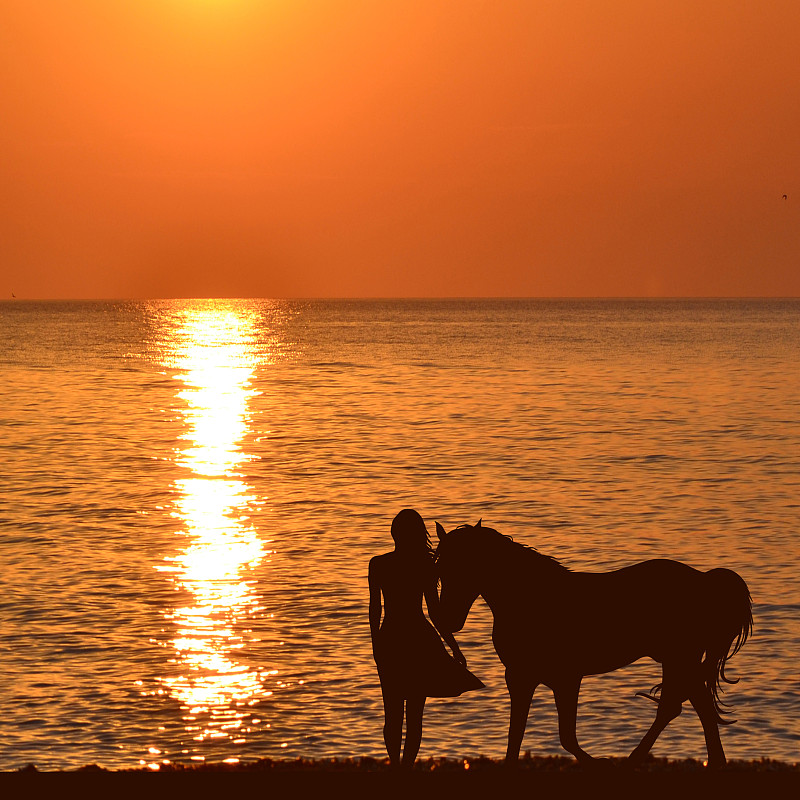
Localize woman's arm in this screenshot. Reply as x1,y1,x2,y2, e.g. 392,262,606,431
368,558,382,644
424,575,467,666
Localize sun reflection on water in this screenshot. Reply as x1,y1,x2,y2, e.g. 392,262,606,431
155,304,273,757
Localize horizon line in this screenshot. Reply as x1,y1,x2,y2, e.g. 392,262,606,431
3,295,800,304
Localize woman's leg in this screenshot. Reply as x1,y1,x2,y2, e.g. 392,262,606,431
401,695,426,767
382,688,404,766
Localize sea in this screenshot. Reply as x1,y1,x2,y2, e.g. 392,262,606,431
1,298,798,770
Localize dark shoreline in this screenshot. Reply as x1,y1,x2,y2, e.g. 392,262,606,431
9,754,800,772
4,756,799,800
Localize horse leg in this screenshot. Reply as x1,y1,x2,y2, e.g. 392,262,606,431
552,677,594,765
689,680,726,768
504,669,537,764
628,663,686,765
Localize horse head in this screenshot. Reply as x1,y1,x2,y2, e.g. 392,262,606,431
434,520,483,633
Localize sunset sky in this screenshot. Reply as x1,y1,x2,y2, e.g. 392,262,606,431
2,0,798,299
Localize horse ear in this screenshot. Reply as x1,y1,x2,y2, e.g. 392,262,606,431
435,521,446,540
475,518,482,528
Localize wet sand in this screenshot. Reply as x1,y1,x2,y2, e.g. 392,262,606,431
4,757,799,799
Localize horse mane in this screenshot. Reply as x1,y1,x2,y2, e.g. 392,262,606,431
445,524,570,574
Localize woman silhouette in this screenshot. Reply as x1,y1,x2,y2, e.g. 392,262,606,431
369,509,484,767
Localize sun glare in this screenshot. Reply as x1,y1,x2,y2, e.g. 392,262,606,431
155,303,273,751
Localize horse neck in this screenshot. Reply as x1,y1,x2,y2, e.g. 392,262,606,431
477,576,515,617
477,547,564,615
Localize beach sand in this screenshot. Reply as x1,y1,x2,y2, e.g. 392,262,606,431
3,756,798,800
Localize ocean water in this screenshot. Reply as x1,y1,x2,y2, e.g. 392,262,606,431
1,298,798,770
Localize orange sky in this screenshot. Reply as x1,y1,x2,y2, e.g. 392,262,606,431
2,0,798,299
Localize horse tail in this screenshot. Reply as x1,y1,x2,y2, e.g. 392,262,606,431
702,567,753,723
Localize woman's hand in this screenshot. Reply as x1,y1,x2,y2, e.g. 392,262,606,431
452,645,467,667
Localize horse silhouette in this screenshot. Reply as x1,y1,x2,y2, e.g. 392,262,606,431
434,521,752,768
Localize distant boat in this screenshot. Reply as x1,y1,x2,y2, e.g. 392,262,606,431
11,291,15,298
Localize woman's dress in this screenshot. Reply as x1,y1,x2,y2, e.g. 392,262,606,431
372,552,484,698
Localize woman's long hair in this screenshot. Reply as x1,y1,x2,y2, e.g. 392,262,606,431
391,509,434,560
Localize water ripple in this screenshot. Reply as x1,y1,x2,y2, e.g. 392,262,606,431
0,299,798,768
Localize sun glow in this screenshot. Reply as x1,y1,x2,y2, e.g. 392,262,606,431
156,303,273,748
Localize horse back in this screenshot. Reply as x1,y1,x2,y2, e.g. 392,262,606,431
571,559,708,622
